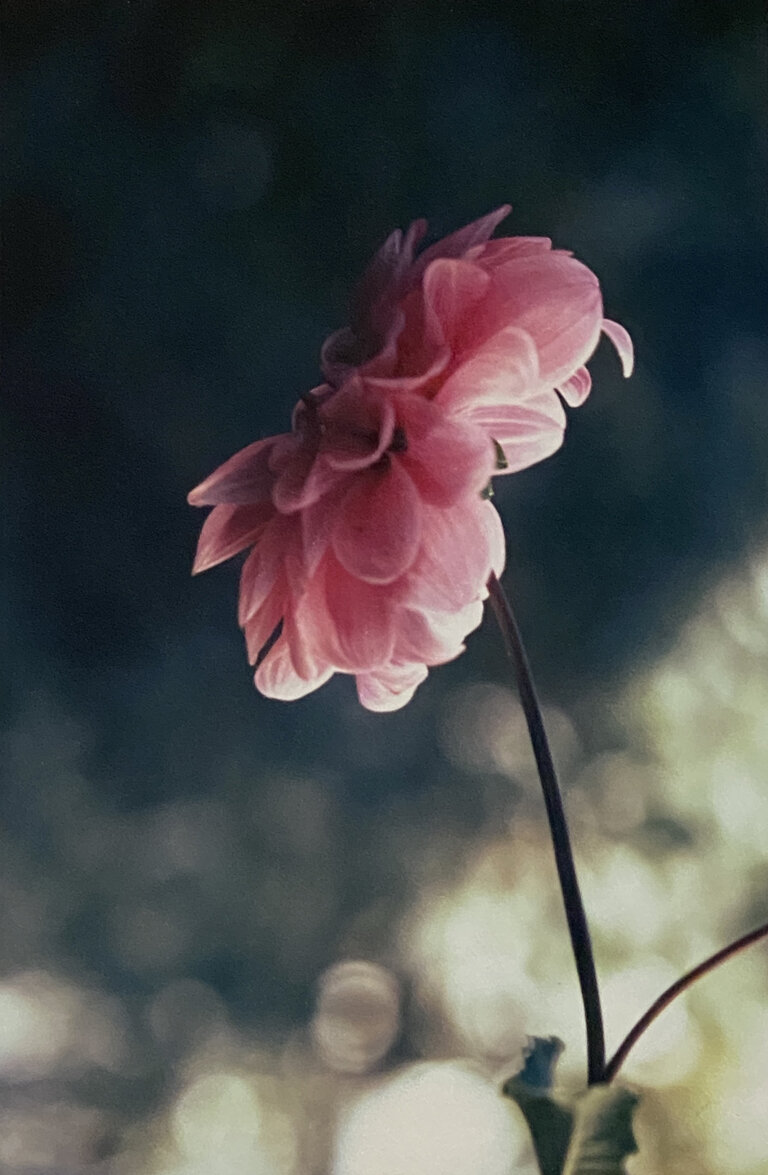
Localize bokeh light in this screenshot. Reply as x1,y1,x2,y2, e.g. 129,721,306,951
311,960,401,1075
332,1062,538,1175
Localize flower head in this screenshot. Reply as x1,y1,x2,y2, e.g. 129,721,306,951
189,207,632,711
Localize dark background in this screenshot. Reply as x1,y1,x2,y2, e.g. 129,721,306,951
1,1,767,1170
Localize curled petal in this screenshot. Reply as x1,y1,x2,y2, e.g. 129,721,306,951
321,380,397,470
323,311,409,390
188,438,277,506
321,326,365,386
255,634,333,701
557,365,592,407
289,383,335,430
192,502,275,574
332,460,422,584
356,662,429,713
602,318,635,377
468,393,566,474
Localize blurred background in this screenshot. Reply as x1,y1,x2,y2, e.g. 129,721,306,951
2,1,767,1171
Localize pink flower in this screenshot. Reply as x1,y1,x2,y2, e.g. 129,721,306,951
322,205,633,474
189,208,632,711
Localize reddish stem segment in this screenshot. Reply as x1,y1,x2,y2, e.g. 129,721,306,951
605,918,768,1082
487,572,606,1085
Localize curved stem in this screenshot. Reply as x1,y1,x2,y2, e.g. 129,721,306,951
487,572,606,1085
605,918,768,1082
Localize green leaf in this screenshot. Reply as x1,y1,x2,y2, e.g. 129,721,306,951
503,1038,573,1175
561,1085,639,1175
515,1036,565,1092
505,1084,574,1175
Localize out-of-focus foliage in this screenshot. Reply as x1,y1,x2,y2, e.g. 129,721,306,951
2,1,767,1172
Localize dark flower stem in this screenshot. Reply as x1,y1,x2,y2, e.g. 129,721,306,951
605,918,768,1082
487,572,606,1085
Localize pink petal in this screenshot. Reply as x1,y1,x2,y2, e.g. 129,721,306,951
187,437,278,506
317,558,397,671
289,383,335,428
361,227,406,299
355,662,429,713
255,634,333,701
467,392,566,474
238,520,291,625
411,205,512,280
266,432,300,473
243,586,284,665
239,549,280,627
283,602,325,681
602,318,634,377
355,216,427,320
469,254,604,387
397,397,495,506
272,448,348,514
394,601,484,665
270,437,313,511
436,324,540,415
402,216,430,258
362,346,451,396
420,258,492,349
320,380,397,471
478,497,506,579
301,494,338,579
481,425,563,473
321,326,361,386
556,365,592,407
192,502,275,574
332,460,422,585
322,216,424,382
468,236,553,266
404,497,500,612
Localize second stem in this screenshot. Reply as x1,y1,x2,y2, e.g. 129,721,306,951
487,572,606,1085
